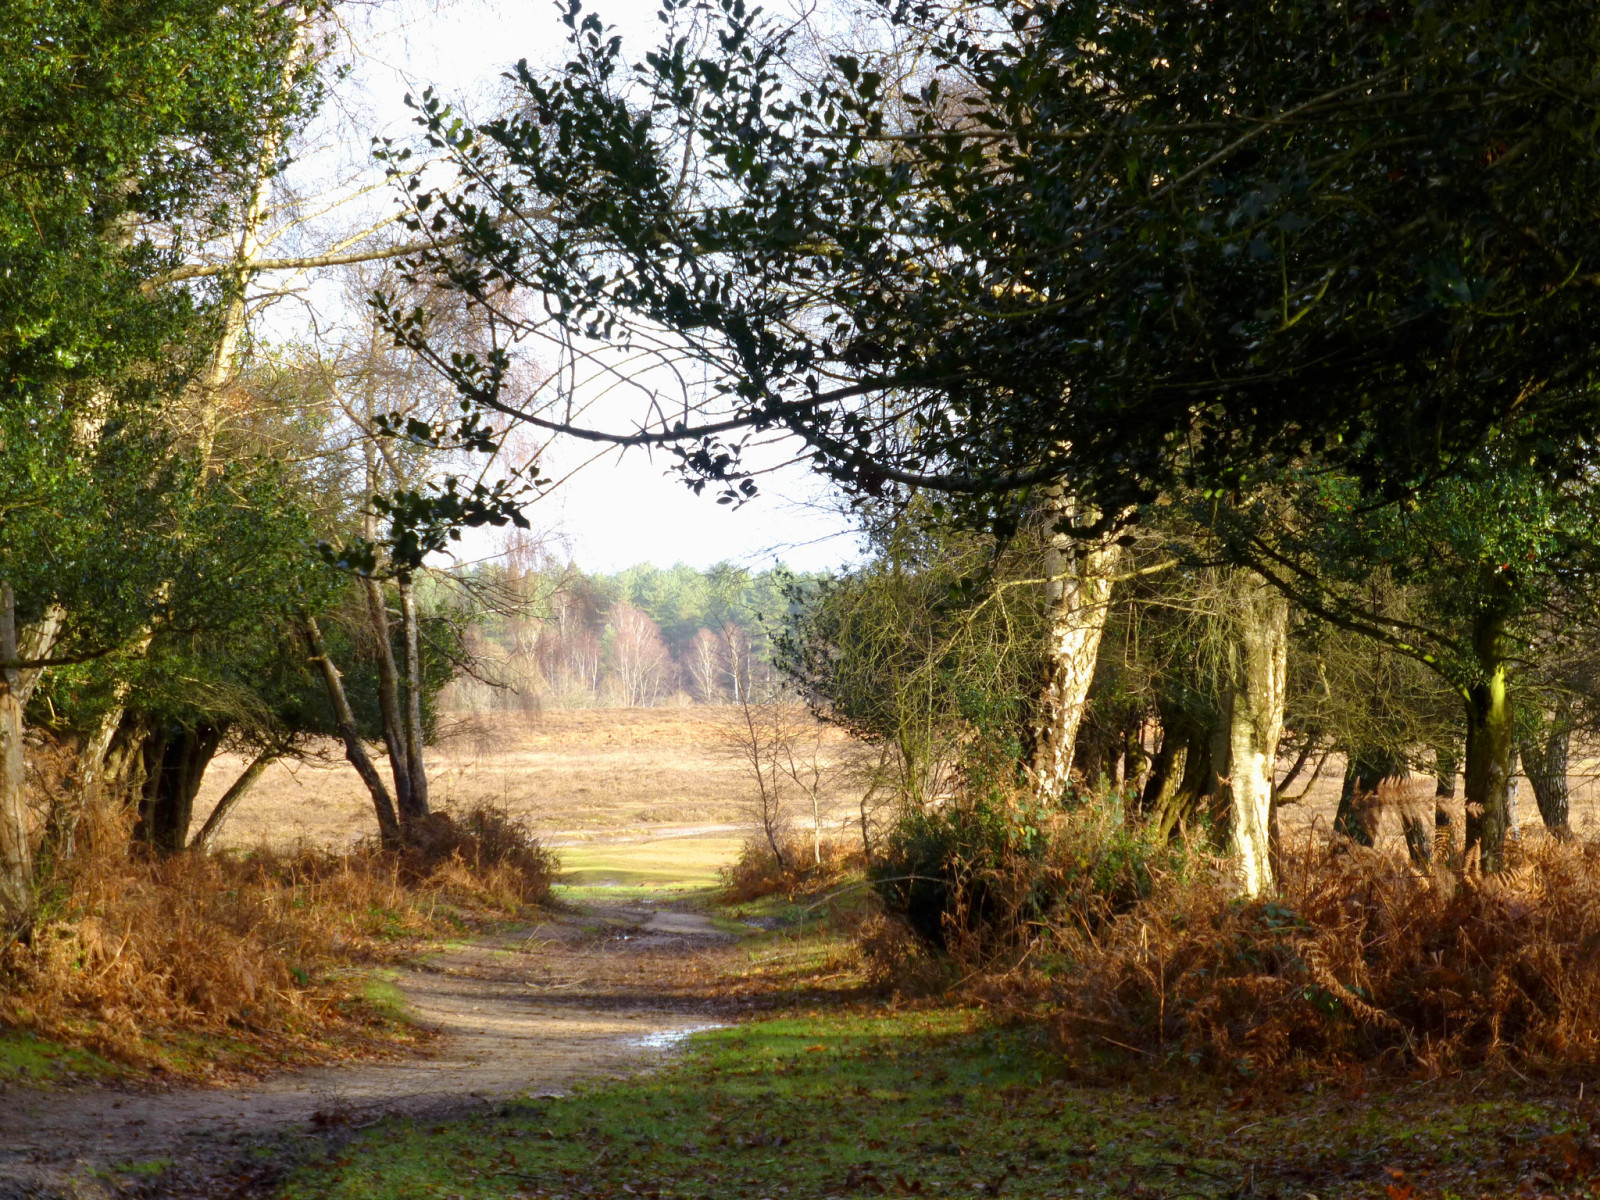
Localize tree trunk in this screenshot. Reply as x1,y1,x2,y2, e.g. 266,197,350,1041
134,723,224,854
1145,715,1213,841
1029,490,1118,804
1333,749,1405,848
361,576,414,819
0,584,31,925
1463,616,1514,873
1434,743,1459,865
1399,792,1433,865
1211,573,1288,897
189,748,279,853
305,615,401,847
397,578,429,823
1519,703,1572,838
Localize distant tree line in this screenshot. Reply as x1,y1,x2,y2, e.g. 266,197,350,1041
445,558,816,712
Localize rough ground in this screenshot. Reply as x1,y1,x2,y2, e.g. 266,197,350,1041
0,898,739,1199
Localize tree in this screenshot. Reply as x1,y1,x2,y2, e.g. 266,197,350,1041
686,628,727,703
1202,445,1600,872
378,0,1600,825
607,602,674,706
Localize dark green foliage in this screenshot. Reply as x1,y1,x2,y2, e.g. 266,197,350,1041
391,0,1600,531
876,796,1185,954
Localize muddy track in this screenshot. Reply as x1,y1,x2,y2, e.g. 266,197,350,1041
0,900,737,1199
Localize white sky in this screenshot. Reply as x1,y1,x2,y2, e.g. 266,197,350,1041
281,0,866,574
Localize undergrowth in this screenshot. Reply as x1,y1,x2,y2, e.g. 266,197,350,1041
1027,834,1600,1079
719,833,863,903
0,802,556,1076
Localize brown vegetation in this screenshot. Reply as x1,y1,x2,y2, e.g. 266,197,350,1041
191,707,863,850
921,801,1600,1079
0,803,554,1074
718,833,863,903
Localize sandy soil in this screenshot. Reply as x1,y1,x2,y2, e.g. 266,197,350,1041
0,899,743,1199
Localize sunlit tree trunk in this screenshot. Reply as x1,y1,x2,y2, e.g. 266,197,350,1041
361,575,413,817
305,615,401,846
1211,573,1289,897
1463,614,1514,872
189,748,280,853
0,585,31,924
398,577,430,823
1029,490,1118,804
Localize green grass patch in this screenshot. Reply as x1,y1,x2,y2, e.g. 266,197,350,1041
276,1009,1582,1199
99,1158,175,1179
361,970,409,1024
0,1029,120,1084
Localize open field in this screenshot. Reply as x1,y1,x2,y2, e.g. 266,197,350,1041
195,705,1600,879
191,707,865,880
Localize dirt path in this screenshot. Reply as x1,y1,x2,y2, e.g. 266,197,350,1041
0,899,739,1199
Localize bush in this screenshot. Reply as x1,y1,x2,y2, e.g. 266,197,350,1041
0,804,558,1071
1019,835,1600,1078
720,833,861,903
873,792,1190,958
402,803,559,905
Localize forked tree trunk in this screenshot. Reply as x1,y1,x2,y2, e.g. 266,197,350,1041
189,748,279,853
1463,615,1515,872
0,585,31,924
1211,573,1289,897
1029,490,1118,804
361,576,413,818
1520,701,1572,839
397,578,429,823
305,615,401,847
134,723,224,854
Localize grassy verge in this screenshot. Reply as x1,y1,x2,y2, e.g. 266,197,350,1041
0,1028,123,1084
277,1008,1592,1199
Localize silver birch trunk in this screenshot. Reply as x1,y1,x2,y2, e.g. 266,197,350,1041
1029,491,1118,804
0,585,30,923
1215,573,1289,897
398,579,429,821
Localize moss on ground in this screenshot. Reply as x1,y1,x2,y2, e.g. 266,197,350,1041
278,1009,1593,1199
0,1029,120,1084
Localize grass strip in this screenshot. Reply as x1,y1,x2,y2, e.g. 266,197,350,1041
278,1010,1591,1199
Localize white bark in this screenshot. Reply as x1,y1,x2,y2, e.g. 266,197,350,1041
0,584,30,923
1216,573,1289,897
1029,492,1118,803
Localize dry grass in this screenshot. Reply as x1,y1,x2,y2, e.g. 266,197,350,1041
974,826,1600,1079
194,707,864,851
0,804,555,1074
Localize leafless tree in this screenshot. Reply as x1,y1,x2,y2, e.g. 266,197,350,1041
686,627,726,704
608,602,675,707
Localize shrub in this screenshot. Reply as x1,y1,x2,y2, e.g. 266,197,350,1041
720,833,861,903
1019,835,1600,1078
0,804,558,1071
873,792,1191,958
